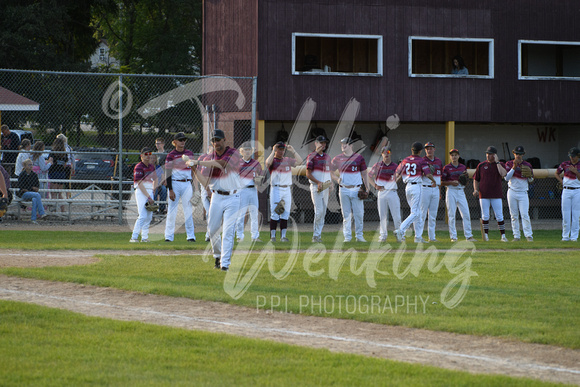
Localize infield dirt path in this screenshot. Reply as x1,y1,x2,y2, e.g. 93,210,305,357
1,249,579,385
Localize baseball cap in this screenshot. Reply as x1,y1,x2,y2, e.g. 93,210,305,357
512,145,525,155
340,137,355,145
140,147,153,155
424,142,435,148
173,132,187,141
275,141,286,148
449,148,460,155
315,135,329,143
240,141,252,149
569,147,580,158
211,129,225,141
381,146,391,154
485,146,498,154
412,142,423,151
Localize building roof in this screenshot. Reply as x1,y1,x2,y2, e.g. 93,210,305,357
0,87,40,111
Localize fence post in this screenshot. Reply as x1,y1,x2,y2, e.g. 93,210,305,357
117,74,124,225
251,76,257,146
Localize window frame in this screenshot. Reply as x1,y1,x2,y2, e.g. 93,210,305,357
408,36,495,79
518,39,580,81
292,32,383,77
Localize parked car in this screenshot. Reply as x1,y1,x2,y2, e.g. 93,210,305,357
72,147,117,189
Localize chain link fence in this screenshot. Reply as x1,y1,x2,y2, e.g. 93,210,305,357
1,69,255,226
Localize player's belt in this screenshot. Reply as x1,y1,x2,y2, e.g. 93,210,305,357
564,186,580,190
173,179,193,182
423,185,436,188
409,182,419,185
213,190,238,195
245,185,255,188
340,184,361,189
273,185,290,188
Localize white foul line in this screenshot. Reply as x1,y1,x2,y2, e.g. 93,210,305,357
1,288,579,377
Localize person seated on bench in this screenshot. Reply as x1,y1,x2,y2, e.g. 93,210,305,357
17,159,47,224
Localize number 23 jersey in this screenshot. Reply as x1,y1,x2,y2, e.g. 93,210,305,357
396,155,430,184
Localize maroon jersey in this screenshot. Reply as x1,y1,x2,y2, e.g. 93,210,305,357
396,155,430,184
165,149,195,181
306,151,331,183
474,161,506,198
239,158,263,187
369,161,398,190
442,163,468,185
556,160,580,187
423,156,443,185
505,160,534,180
207,146,242,191
269,157,296,186
133,162,156,188
331,153,367,186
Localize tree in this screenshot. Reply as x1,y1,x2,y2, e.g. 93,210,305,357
0,0,99,71
92,0,202,75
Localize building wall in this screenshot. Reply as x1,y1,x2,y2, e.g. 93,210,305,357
254,0,580,123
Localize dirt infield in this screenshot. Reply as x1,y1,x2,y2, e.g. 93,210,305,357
0,249,579,385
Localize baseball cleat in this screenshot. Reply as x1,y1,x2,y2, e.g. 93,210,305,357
483,234,489,241
501,235,508,242
221,266,229,272
356,237,367,242
414,237,427,243
270,237,276,242
561,238,570,242
343,239,351,243
214,258,221,269
165,239,172,242
394,229,404,242
129,238,139,243
512,238,520,242
572,239,577,242
450,238,458,242
187,238,196,242
466,237,477,242
236,238,243,243
205,236,210,242
429,239,438,242
526,236,533,242
280,237,290,242
312,236,322,243
378,236,387,243
141,239,150,243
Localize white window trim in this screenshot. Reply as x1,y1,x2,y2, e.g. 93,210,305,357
292,32,383,76
408,36,495,79
518,39,580,81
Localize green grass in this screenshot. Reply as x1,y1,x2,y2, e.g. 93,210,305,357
0,301,558,386
1,230,579,349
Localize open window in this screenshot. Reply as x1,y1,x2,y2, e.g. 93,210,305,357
409,36,494,78
519,40,580,80
292,33,383,76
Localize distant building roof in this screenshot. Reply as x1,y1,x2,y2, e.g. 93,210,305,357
0,87,40,111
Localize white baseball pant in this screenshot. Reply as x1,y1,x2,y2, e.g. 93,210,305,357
400,184,422,236
479,198,504,222
445,187,473,240
310,184,330,238
270,186,292,220
507,189,532,238
339,187,364,241
236,186,260,240
419,186,440,240
208,191,241,268
164,181,196,241
561,187,580,241
201,187,211,239
131,187,154,240
377,189,401,239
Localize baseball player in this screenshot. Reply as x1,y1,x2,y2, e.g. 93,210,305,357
473,146,508,242
555,147,580,242
394,142,436,243
266,141,302,242
418,142,443,242
305,135,332,243
164,132,197,242
505,146,534,242
441,148,476,242
189,129,242,271
368,145,401,242
130,148,157,243
153,137,167,214
235,142,263,242
331,137,369,243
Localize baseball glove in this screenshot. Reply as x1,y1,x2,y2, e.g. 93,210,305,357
458,173,469,186
428,164,437,175
358,188,369,200
520,165,533,178
274,199,285,215
145,201,159,212
190,190,201,207
0,197,8,218
318,180,332,193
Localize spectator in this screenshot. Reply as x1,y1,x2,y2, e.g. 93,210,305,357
1,124,21,176
452,55,469,75
48,137,68,212
17,159,47,224
56,134,76,179
31,141,52,198
0,163,10,203
14,139,32,177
